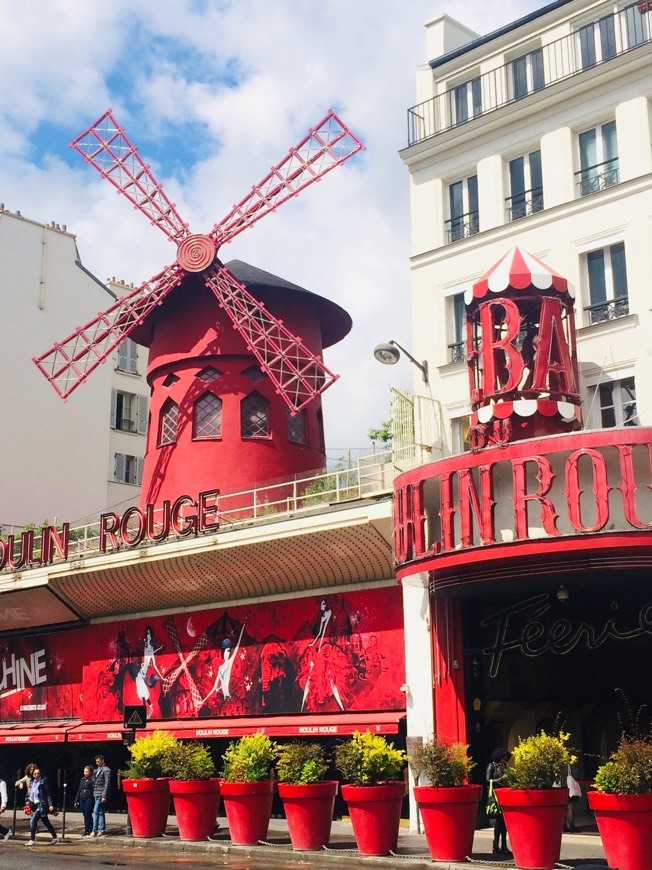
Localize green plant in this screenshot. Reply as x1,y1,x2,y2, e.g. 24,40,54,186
335,731,407,785
221,733,278,783
506,730,576,790
593,737,652,794
368,419,392,446
276,742,329,785
121,730,180,779
410,736,474,787
162,741,216,781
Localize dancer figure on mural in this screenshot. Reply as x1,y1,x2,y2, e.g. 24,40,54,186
204,617,248,704
124,626,163,717
309,599,332,651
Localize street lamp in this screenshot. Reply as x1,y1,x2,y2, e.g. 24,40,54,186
373,340,429,384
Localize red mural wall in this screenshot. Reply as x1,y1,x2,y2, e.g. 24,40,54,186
0,587,404,724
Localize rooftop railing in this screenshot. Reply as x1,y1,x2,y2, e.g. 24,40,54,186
1,446,419,569
407,2,651,147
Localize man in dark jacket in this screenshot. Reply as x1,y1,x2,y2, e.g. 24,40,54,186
92,754,111,837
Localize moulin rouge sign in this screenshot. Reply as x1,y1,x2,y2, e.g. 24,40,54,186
0,489,219,572
394,430,652,567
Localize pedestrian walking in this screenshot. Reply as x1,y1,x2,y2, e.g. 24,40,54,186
486,747,512,858
0,773,10,841
74,765,95,836
15,763,36,793
92,754,111,836
24,766,57,845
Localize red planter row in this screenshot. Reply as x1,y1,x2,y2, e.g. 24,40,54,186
125,778,652,865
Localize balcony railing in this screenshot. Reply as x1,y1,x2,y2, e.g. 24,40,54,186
576,158,620,196
407,2,651,146
584,296,630,325
446,211,479,243
448,340,466,363
506,188,544,222
116,418,136,432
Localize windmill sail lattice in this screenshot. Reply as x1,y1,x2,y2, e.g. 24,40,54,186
34,109,364,410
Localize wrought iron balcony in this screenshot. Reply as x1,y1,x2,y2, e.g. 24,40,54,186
506,188,544,222
407,2,651,146
584,296,629,325
446,211,479,243
448,340,466,363
575,158,620,196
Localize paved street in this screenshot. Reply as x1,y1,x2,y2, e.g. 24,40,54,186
0,808,610,869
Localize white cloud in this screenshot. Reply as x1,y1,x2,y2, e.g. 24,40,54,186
0,0,545,449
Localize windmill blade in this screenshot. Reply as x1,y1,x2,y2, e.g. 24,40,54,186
70,109,190,243
210,110,365,248
34,264,184,399
204,263,338,412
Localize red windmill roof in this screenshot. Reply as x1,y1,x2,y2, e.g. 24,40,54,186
468,246,572,304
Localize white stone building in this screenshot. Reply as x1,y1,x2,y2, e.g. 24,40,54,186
401,0,652,454
0,208,148,529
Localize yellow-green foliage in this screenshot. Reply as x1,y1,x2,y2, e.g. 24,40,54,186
124,730,180,779
410,737,474,787
594,738,652,794
221,733,278,783
507,730,576,790
335,731,407,785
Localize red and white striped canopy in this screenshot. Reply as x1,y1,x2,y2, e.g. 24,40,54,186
468,246,571,303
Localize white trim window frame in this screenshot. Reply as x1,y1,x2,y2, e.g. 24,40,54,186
114,453,144,485
578,120,618,196
575,4,649,71
508,47,544,100
448,292,467,363
587,375,638,428
116,338,139,374
507,149,543,221
447,175,479,243
583,241,629,325
448,76,482,127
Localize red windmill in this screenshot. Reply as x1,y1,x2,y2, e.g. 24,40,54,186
34,110,364,509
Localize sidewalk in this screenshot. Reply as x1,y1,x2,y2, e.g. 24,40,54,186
6,809,610,869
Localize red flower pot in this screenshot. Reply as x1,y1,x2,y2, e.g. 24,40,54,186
278,781,338,851
588,791,652,870
498,787,568,870
169,779,220,841
220,780,275,845
122,778,171,838
341,782,405,856
414,784,482,861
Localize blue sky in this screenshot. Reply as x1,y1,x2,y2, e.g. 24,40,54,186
0,0,545,450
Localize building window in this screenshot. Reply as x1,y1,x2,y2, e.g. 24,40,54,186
451,416,471,454
193,392,222,439
576,7,648,69
577,121,618,196
507,150,543,221
241,391,269,438
449,76,482,126
584,242,629,324
111,390,148,434
591,377,638,428
287,408,308,445
159,399,178,446
446,175,479,243
242,364,265,382
448,293,466,363
509,48,544,99
114,453,144,485
116,338,139,374
197,366,222,383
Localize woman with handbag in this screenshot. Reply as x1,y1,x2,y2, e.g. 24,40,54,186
24,767,57,845
564,763,582,832
486,747,512,858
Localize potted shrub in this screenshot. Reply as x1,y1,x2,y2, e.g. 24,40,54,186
163,741,219,841
121,730,178,837
335,730,407,856
498,729,575,870
276,742,338,851
411,736,481,861
220,733,278,845
588,735,652,870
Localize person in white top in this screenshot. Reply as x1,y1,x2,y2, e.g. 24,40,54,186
0,775,10,840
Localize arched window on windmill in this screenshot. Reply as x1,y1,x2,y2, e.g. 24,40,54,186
158,398,179,447
241,391,270,439
193,392,223,440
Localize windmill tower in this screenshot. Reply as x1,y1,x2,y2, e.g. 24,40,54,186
34,110,364,509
